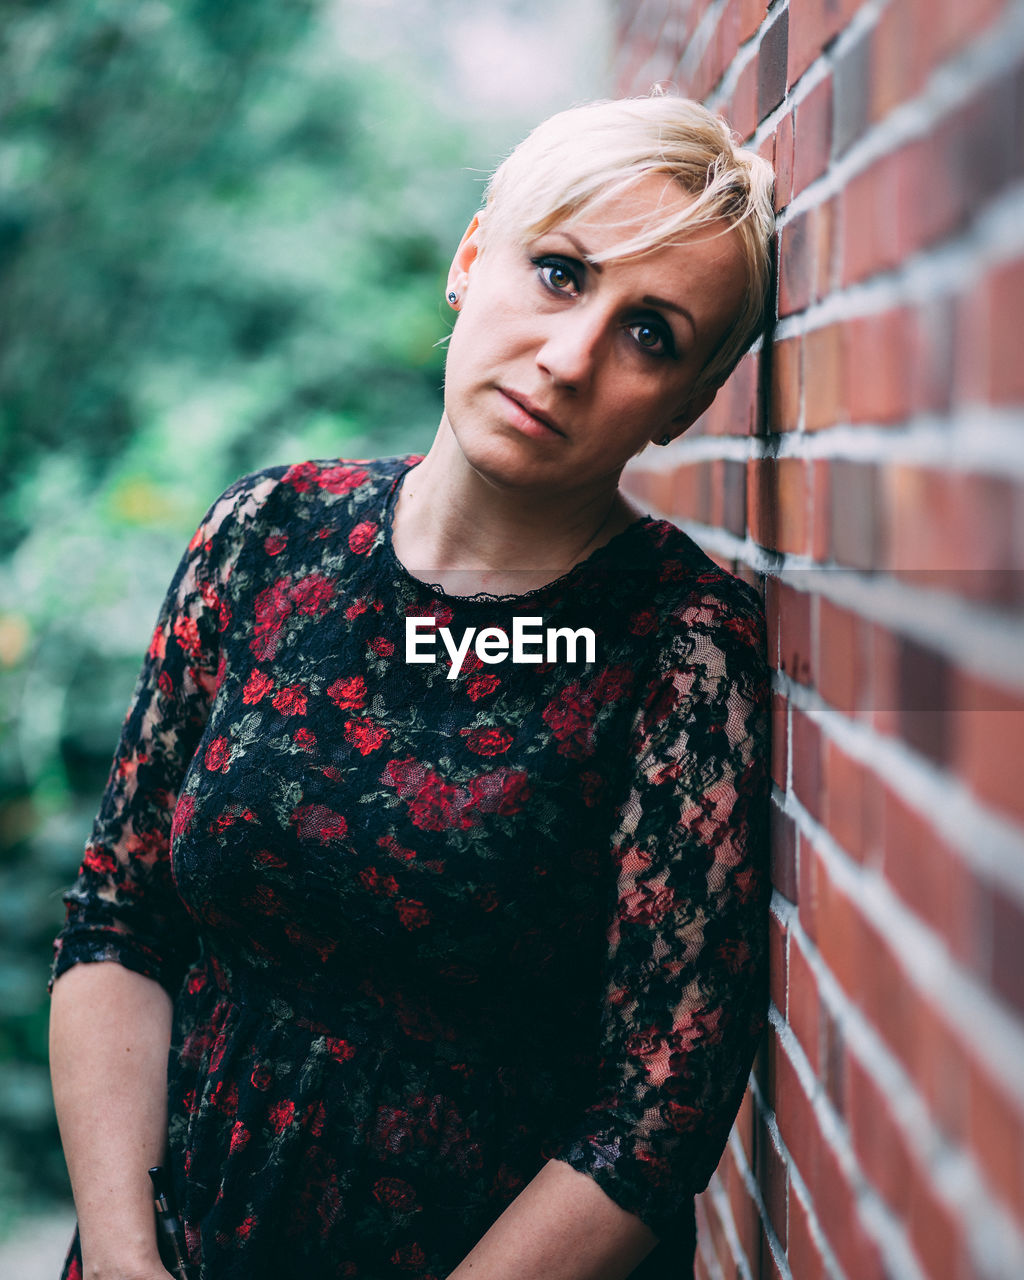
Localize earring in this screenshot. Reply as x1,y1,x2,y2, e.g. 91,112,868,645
447,290,458,306
657,434,671,446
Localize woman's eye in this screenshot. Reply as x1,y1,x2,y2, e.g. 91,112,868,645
627,321,673,357
534,257,580,294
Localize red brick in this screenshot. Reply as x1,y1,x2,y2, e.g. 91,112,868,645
770,907,788,1016
788,1183,826,1280
858,912,921,1071
789,932,820,1074
770,691,788,789
803,323,845,430
867,621,902,738
814,197,837,300
824,739,880,865
841,149,906,284
953,670,1024,825
843,309,914,424
910,297,956,415
758,8,789,121
710,459,747,536
771,800,799,901
731,50,760,140
798,833,820,943
816,598,866,716
791,706,823,822
809,459,830,563
770,334,801,433
812,844,860,997
967,1051,1024,1219
845,1049,915,1219
724,1141,759,1269
747,458,810,554
882,786,977,963
774,580,813,686
740,0,768,43
774,108,795,213
817,1138,887,1280
772,1026,820,1187
756,1110,789,1249
793,73,832,196
828,461,881,570
870,0,925,121
986,882,1024,1020
779,208,814,317
925,0,1007,65
821,1003,845,1115
987,257,1024,404
895,636,951,767
912,996,970,1147
906,1148,970,1280
787,0,845,87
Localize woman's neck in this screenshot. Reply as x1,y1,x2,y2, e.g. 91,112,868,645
390,421,643,598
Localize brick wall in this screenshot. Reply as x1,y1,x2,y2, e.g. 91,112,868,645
615,3,1024,1277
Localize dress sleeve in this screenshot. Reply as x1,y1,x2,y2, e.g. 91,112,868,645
49,472,278,997
552,583,771,1239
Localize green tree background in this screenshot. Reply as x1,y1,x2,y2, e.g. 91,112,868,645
0,0,611,1229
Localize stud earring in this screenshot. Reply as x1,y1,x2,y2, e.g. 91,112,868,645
657,434,671,446
447,290,458,306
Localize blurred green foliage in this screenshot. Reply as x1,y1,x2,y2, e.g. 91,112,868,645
0,0,480,1222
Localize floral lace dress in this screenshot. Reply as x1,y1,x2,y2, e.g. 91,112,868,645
51,455,770,1280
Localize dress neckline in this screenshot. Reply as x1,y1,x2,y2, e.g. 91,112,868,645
378,455,656,606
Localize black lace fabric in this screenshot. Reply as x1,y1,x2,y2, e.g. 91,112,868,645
52,455,770,1279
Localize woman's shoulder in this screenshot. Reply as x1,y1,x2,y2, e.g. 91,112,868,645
615,516,765,637
197,454,421,539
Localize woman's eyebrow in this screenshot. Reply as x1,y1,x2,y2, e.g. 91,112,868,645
642,296,697,341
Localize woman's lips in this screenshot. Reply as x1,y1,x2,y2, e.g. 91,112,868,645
497,388,565,438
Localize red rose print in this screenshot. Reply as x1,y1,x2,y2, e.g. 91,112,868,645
272,684,307,716
82,846,118,877
358,866,399,897
242,669,273,704
629,608,659,636
372,1178,418,1211
580,771,604,807
620,882,678,926
283,460,318,491
324,1037,355,1063
466,673,500,701
173,615,202,659
316,464,368,494
250,577,293,661
345,598,368,621
462,726,513,756
268,1099,295,1135
293,727,317,751
468,769,531,816
291,804,348,845
395,899,431,929
204,737,231,772
390,1243,426,1268
171,794,196,839
290,573,334,616
228,1121,250,1155
542,684,597,759
264,533,287,555
369,636,394,657
327,674,366,710
158,671,174,697
147,625,166,661
250,1063,273,1091
591,665,633,703
348,521,377,555
407,772,476,832
344,717,390,754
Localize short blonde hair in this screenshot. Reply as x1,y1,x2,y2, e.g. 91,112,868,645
480,94,776,392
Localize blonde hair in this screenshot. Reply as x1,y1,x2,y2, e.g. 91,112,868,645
480,94,776,392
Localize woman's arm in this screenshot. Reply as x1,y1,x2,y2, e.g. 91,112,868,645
446,1159,656,1280
49,962,174,1279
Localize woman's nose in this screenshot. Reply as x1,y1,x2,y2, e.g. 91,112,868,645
535,309,607,392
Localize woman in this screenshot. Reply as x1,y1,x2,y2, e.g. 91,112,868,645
49,94,775,1280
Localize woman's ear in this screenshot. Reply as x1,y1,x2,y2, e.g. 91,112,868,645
446,214,484,301
653,383,719,446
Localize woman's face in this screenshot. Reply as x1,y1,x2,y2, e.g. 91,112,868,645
442,174,750,500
